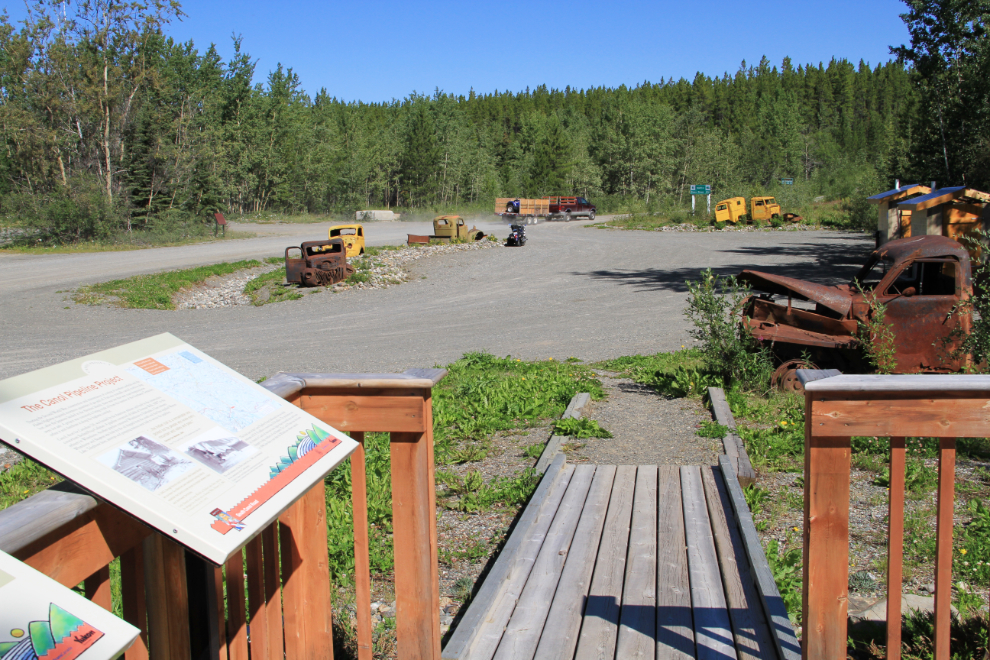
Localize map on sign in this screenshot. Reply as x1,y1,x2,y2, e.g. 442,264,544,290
127,351,278,433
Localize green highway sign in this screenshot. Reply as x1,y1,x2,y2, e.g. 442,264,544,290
690,185,711,195
780,178,794,185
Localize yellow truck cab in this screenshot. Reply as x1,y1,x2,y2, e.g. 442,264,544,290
432,215,467,239
328,224,365,257
714,197,747,223
750,196,782,221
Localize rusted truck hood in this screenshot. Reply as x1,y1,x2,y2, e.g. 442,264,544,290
737,271,853,317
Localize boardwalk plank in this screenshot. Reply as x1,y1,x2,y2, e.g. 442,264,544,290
494,465,597,660
702,467,777,660
444,454,568,660
466,464,576,660
681,466,736,660
656,466,695,660
573,465,637,660
534,466,616,660
718,457,800,660
616,466,658,659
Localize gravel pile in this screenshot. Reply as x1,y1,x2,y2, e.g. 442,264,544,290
335,239,501,292
600,223,819,233
174,264,280,309
174,240,501,309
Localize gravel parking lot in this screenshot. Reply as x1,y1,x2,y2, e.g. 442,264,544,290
0,221,873,381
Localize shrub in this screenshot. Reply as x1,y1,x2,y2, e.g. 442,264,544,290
4,178,126,241
856,284,898,374
684,269,773,390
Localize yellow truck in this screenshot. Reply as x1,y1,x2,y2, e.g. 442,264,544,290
714,197,747,223
750,196,783,221
714,196,802,224
327,224,365,257
406,216,486,245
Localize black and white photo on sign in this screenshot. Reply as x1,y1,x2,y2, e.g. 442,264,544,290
180,427,257,474
96,435,194,492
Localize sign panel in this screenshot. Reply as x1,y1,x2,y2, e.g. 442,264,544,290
780,178,794,185
690,185,711,195
0,334,357,565
0,549,140,659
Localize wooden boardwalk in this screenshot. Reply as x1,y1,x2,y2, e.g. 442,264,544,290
442,456,800,660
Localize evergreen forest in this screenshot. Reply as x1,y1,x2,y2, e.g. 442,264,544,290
1,0,988,240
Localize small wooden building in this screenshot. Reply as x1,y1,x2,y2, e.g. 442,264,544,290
898,186,990,246
867,183,931,244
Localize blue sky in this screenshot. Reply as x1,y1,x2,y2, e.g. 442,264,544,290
4,0,912,102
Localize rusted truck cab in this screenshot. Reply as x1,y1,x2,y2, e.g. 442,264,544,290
739,235,972,373
285,239,355,287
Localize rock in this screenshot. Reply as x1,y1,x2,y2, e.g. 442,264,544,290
440,614,453,626
849,593,958,628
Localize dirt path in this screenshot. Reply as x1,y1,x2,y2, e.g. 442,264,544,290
564,374,720,465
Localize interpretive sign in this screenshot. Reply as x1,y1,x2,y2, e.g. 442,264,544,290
0,549,140,660
0,334,357,565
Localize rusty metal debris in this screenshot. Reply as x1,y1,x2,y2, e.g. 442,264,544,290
284,239,355,287
739,235,972,374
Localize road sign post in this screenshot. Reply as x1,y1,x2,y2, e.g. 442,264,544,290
690,185,711,214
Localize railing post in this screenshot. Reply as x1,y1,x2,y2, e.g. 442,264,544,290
144,534,193,660
390,389,442,660
803,391,851,659
351,432,374,660
886,437,906,660
279,481,334,658
933,438,956,660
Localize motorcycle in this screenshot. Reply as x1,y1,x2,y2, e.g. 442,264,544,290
506,224,526,247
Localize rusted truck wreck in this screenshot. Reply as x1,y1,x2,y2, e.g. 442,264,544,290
738,235,972,380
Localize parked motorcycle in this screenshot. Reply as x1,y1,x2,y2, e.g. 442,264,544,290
506,224,526,247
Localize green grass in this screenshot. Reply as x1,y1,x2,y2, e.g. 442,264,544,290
243,260,305,306
552,417,612,438
319,351,603,581
74,259,270,309
0,458,61,509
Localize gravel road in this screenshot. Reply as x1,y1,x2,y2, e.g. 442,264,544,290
0,221,873,381
566,375,720,465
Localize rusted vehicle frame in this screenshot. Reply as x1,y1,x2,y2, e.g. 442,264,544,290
739,235,972,374
285,239,355,287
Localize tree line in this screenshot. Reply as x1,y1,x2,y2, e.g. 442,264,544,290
0,0,986,240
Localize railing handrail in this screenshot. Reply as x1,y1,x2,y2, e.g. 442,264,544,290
801,369,983,660
0,481,98,555
802,371,990,392
1,369,446,660
263,368,447,397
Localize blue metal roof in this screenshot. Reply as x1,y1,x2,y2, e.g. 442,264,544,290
866,184,925,201
901,186,966,206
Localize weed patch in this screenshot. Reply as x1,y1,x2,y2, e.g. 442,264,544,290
552,417,612,439
243,266,304,305
74,259,267,309
0,458,61,509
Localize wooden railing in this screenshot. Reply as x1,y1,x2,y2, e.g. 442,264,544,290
0,369,446,660
800,371,988,660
